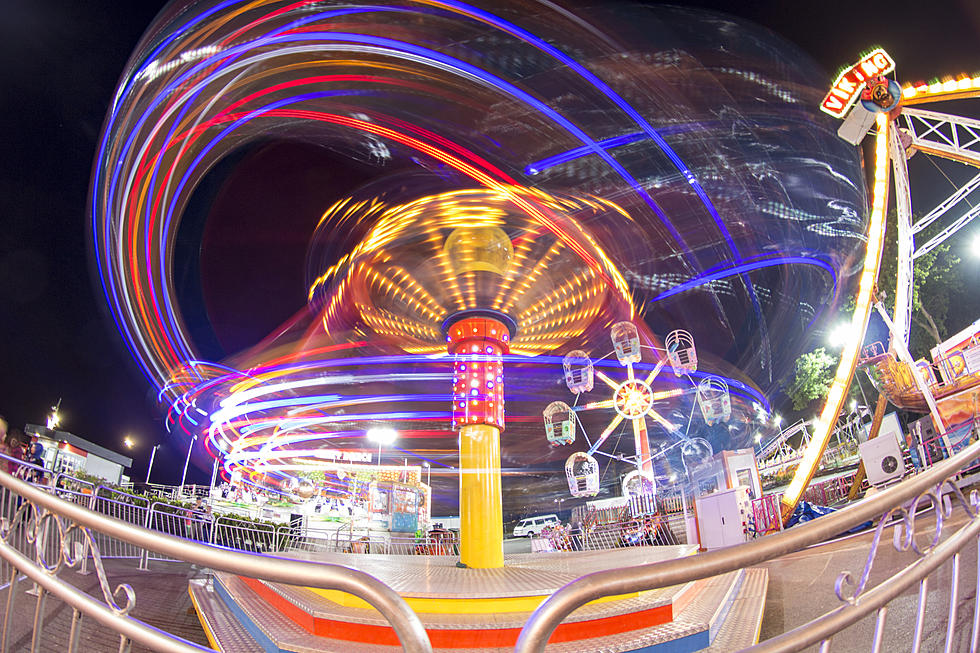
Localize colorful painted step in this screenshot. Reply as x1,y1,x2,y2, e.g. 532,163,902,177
189,566,767,652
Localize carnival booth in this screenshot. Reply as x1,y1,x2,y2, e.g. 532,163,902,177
689,449,762,500
369,480,423,533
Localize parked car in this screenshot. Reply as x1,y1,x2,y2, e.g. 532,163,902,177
513,514,560,538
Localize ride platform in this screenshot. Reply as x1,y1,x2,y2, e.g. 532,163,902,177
188,546,767,652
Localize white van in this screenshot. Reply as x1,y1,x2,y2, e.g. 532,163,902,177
513,514,560,538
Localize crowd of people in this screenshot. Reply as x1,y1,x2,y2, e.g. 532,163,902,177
0,415,46,481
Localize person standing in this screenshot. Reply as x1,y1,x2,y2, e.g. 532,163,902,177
5,430,26,476
0,416,8,468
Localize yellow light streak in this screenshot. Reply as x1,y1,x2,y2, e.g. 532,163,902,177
595,370,619,391
592,414,625,450
647,410,678,432
582,399,616,410
643,358,668,385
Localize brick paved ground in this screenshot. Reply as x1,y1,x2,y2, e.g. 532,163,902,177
3,558,211,652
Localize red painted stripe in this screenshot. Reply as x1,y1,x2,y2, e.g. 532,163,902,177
237,576,675,648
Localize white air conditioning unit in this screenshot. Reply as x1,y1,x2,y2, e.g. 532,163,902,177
858,432,906,487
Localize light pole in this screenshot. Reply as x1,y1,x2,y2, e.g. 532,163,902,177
423,461,431,486
145,444,160,483
180,435,197,495
367,427,397,474
46,399,62,430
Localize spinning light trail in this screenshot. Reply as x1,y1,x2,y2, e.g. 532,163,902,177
91,0,868,525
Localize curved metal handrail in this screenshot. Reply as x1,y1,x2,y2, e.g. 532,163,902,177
515,435,980,652
0,471,433,653
0,539,211,652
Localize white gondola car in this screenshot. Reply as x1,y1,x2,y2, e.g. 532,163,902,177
696,376,731,425
543,401,576,446
565,452,600,497
666,329,697,376
621,470,656,497
611,321,641,364
562,350,594,393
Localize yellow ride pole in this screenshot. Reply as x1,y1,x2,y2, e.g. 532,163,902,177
446,312,511,569
459,423,503,568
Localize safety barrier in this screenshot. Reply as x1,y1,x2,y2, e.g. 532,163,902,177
801,472,858,507
516,430,980,652
0,470,433,652
4,432,980,653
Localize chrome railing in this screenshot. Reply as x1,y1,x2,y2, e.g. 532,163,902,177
516,432,980,652
0,470,433,653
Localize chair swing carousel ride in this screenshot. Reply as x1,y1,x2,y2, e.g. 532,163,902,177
89,0,874,540
546,320,733,500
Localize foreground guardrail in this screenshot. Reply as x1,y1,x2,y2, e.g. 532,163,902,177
516,431,980,652
0,471,433,653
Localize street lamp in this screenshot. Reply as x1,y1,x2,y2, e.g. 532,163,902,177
46,399,62,430
828,322,853,349
366,427,397,472
123,436,135,449
180,435,198,495
145,444,160,484
423,461,431,486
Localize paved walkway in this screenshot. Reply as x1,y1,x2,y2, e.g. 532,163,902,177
759,502,977,651
3,558,210,652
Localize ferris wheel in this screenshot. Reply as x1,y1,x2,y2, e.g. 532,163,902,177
542,321,730,498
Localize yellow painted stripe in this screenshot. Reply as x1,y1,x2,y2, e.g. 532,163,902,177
751,572,770,645
306,587,655,614
187,585,221,652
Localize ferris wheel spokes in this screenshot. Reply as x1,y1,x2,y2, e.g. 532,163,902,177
587,414,626,455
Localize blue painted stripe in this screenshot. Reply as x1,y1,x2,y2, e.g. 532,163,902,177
212,575,283,653
625,630,710,653
709,572,744,643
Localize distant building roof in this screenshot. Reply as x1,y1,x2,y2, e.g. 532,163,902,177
25,425,133,468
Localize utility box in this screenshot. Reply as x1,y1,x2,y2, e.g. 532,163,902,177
694,485,752,550
859,431,906,487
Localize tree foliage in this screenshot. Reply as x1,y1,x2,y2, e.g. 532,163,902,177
787,347,837,411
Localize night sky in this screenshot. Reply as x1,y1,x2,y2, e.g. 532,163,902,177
1,0,978,485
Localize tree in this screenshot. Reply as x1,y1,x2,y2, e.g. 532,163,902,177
875,212,960,358
787,347,836,411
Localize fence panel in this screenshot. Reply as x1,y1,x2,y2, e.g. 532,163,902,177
212,515,276,554
89,494,148,560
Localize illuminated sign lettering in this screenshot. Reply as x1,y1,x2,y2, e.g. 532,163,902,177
820,48,896,118
314,449,373,463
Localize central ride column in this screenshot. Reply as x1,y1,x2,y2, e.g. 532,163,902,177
446,311,512,569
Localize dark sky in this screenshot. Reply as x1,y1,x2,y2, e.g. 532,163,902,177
1,0,978,484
